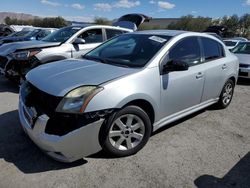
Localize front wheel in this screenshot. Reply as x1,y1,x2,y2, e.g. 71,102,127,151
102,106,152,157
216,79,235,109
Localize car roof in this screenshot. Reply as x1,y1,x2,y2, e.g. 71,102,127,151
133,30,188,36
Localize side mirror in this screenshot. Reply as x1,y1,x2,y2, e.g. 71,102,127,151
73,38,86,45
162,60,189,73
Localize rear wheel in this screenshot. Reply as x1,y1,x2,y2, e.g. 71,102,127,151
102,106,152,157
216,79,235,109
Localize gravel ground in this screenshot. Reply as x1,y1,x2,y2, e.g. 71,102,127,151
0,75,250,188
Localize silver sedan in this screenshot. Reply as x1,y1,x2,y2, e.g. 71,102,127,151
19,30,239,162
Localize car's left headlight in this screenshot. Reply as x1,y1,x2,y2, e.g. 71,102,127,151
11,50,41,60
56,86,103,114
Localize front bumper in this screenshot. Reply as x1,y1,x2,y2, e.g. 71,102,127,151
18,98,104,162
239,66,250,78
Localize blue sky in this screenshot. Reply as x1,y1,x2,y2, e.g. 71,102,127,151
0,0,250,22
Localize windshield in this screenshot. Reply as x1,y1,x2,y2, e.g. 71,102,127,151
42,26,81,43
85,34,171,68
25,29,41,37
231,42,250,54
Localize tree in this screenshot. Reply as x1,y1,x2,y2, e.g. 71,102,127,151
167,15,212,32
239,14,250,37
94,17,111,25
220,15,239,37
4,16,68,28
4,17,12,25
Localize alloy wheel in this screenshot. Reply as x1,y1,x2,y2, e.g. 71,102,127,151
108,114,145,151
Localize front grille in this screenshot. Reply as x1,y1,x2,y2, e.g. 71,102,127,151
0,56,8,69
239,64,250,68
22,81,62,116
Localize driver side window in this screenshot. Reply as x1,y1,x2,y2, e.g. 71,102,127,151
169,37,201,66
79,29,103,44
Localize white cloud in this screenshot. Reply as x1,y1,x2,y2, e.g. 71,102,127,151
149,0,156,4
191,10,197,14
246,0,250,5
64,16,94,23
114,0,140,8
71,3,85,10
40,0,61,7
158,1,175,10
94,0,140,11
94,3,113,11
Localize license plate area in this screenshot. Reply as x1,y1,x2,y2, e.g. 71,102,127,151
23,106,37,128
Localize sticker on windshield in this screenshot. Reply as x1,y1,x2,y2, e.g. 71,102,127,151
149,36,167,43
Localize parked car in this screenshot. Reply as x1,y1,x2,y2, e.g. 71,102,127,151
0,28,56,46
19,30,239,162
231,41,250,78
0,24,35,37
0,14,149,83
223,39,241,50
231,37,248,42
0,24,14,37
0,28,35,40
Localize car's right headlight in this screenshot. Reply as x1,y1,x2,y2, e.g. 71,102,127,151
11,50,41,61
56,86,103,114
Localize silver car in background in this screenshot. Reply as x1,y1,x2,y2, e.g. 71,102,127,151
231,41,250,78
19,30,239,162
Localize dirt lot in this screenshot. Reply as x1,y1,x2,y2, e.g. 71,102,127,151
0,75,250,188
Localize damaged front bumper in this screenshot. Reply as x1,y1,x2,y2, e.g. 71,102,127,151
18,97,105,162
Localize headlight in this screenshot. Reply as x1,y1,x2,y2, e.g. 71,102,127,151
11,50,41,60
56,86,103,114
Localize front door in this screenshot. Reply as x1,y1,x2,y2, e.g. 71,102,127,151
72,28,104,58
160,37,205,119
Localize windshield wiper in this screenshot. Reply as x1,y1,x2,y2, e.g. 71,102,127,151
83,55,109,64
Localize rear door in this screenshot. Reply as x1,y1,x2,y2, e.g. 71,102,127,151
112,14,151,31
199,37,227,101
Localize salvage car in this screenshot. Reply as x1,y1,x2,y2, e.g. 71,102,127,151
0,14,150,83
0,28,56,46
19,30,239,162
231,41,250,78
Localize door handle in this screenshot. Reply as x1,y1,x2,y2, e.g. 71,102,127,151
196,72,204,79
222,64,227,70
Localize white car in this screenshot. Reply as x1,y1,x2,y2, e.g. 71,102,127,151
223,39,241,50
0,14,150,83
231,41,250,78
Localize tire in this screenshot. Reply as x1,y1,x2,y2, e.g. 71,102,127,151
216,79,235,109
102,105,152,157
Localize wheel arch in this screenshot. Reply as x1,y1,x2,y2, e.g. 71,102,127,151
122,99,155,125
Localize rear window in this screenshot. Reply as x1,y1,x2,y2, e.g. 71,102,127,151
201,37,225,61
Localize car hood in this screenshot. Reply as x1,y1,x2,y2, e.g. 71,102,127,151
0,40,61,56
27,59,139,96
234,54,250,65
